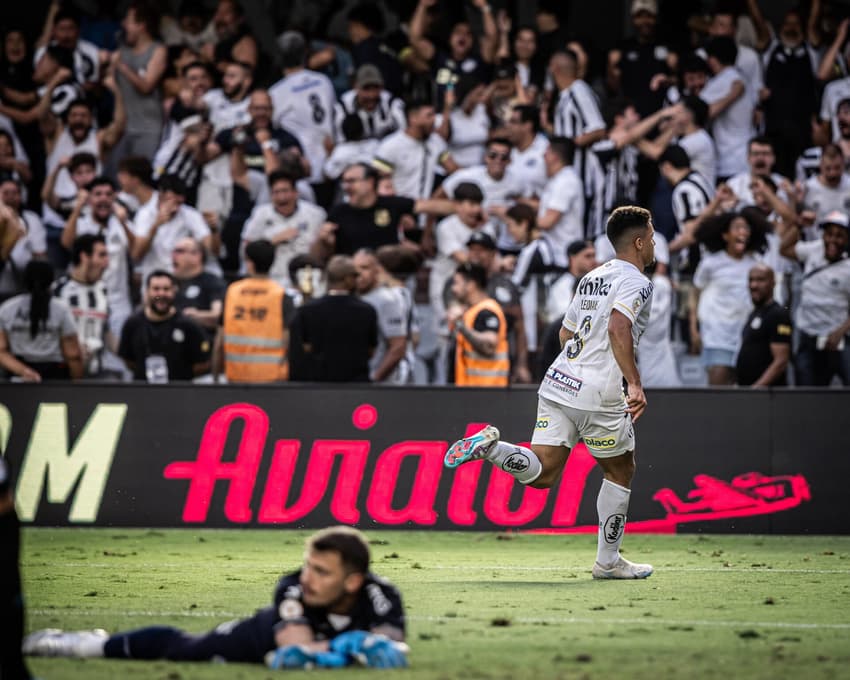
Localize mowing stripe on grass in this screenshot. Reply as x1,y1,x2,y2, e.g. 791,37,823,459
28,609,850,630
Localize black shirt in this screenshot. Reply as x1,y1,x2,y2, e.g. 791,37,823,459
295,294,378,382
216,125,303,173
736,301,792,386
615,37,672,117
327,196,416,255
118,311,210,381
175,272,226,314
273,570,405,641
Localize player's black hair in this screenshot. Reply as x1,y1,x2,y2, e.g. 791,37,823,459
547,136,575,166
681,95,709,128
308,526,371,574
158,173,188,196
86,175,116,192
341,113,365,142
245,239,275,274
659,144,690,169
118,156,155,187
71,233,106,266
404,97,434,118
455,261,488,291
454,181,484,203
704,36,737,66
512,104,541,134
606,205,652,251
65,98,92,117
68,151,97,173
347,2,385,34
22,260,54,340
695,207,768,254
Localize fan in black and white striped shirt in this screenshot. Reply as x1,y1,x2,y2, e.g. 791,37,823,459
549,50,606,231
52,234,114,376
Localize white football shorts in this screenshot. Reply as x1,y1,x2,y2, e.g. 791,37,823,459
530,395,635,458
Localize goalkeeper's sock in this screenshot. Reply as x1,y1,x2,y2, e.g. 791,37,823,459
595,478,631,568
485,442,542,485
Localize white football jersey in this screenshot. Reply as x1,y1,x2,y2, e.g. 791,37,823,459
269,69,336,183
539,259,654,411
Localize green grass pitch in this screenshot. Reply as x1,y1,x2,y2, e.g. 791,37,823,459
21,528,850,680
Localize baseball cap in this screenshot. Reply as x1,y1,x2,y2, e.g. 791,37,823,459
820,210,850,229
354,64,384,88
467,232,497,250
631,0,657,15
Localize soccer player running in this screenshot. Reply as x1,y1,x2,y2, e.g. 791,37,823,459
445,206,656,579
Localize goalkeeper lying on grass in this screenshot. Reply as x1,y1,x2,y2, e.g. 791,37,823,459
24,526,409,670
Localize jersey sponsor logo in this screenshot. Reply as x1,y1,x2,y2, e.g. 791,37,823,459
584,436,616,449
750,316,762,329
631,283,654,314
544,367,582,394
580,299,599,311
172,328,185,343
577,276,612,297
502,451,530,474
777,324,792,336
603,513,626,544
534,418,549,430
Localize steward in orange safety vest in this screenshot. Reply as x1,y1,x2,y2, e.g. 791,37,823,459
217,240,291,383
450,262,509,387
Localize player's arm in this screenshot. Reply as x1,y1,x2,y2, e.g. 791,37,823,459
608,308,646,421
558,326,574,348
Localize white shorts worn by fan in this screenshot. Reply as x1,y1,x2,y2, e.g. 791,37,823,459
530,395,635,458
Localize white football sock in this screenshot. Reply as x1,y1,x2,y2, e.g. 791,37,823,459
485,441,542,485
596,478,631,568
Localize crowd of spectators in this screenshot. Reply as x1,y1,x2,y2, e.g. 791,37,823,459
0,0,849,388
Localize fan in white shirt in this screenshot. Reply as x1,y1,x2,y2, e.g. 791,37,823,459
535,137,585,268
690,209,768,385
132,175,219,285
373,102,447,200
269,32,337,184
801,144,850,229
242,172,327,285
724,138,789,210
699,37,754,180
436,138,525,251
506,104,549,199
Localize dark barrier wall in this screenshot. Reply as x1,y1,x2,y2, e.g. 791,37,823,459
0,385,847,534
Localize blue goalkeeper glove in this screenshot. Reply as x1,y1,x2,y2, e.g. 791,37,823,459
265,645,349,670
330,631,409,669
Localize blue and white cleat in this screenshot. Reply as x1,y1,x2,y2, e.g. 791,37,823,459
444,425,500,468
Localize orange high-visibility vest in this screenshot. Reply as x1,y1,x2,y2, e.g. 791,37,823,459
455,297,509,387
223,277,288,383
